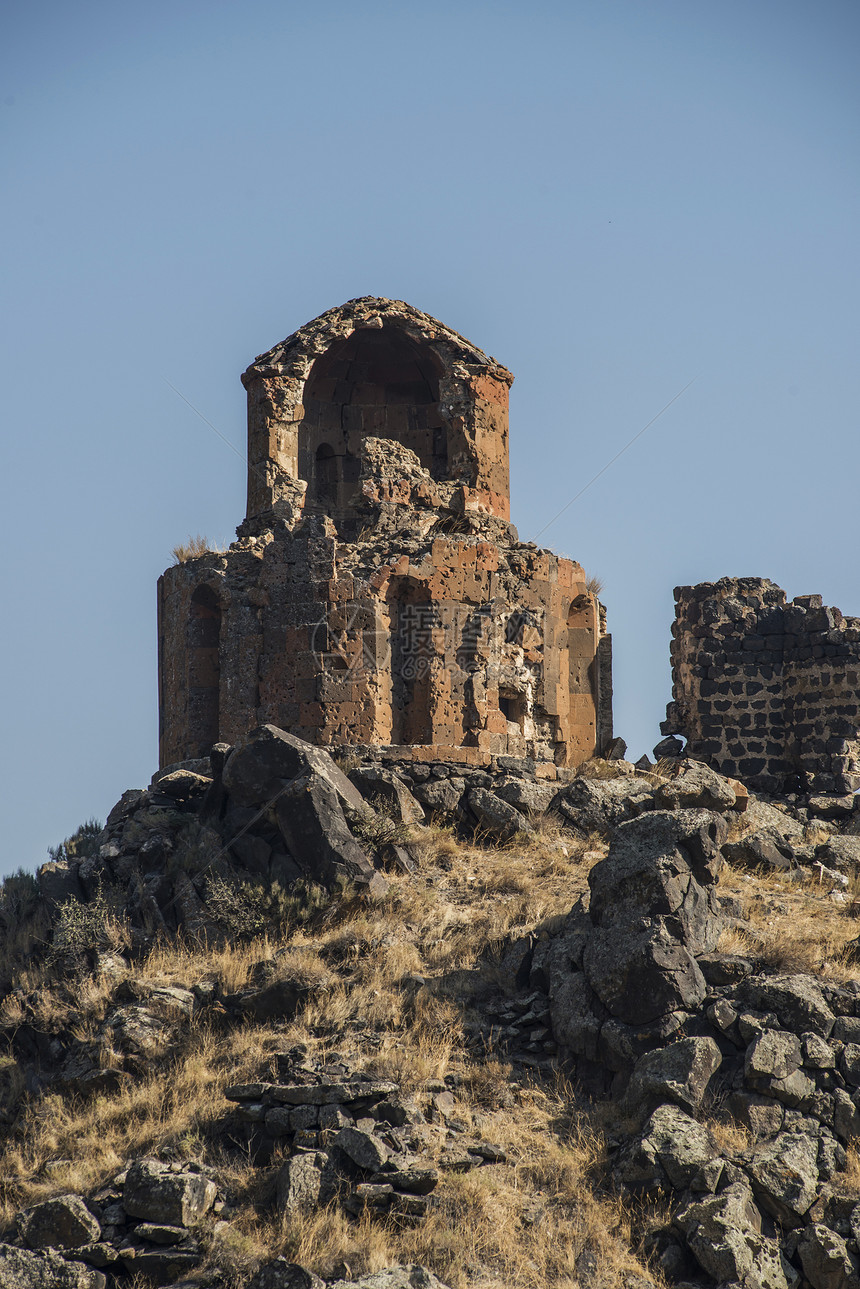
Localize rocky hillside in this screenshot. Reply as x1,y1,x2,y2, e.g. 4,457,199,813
2,728,860,1289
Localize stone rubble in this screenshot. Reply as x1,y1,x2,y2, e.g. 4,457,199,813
222,1047,506,1224
6,730,860,1286
468,759,860,1289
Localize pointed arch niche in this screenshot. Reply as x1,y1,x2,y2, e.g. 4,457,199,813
187,584,221,756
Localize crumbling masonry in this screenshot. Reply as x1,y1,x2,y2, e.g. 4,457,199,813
158,299,611,770
662,576,860,794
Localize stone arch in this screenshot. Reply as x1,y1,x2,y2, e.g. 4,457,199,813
298,323,448,521
312,442,338,508
241,299,514,527
187,584,221,756
387,579,434,746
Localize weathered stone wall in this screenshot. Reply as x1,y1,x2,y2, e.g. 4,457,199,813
159,299,611,769
158,518,610,768
241,297,512,534
663,576,860,793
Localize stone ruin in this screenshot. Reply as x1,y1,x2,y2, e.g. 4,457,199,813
157,298,612,772
662,577,860,796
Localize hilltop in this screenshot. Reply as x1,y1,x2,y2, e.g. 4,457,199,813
1,730,860,1289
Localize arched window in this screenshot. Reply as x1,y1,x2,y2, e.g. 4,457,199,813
187,585,221,757
388,581,434,745
298,324,448,525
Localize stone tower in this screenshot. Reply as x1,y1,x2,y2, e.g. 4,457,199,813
157,298,611,769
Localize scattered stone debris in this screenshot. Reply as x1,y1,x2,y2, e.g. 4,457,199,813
6,726,860,1287
223,1047,505,1223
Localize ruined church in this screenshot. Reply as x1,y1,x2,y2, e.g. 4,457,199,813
157,298,611,770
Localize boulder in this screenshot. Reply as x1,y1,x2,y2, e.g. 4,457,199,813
797,1223,860,1289
724,834,794,871
20,1195,101,1250
0,1243,106,1288
249,1262,325,1289
122,1159,217,1227
745,1030,803,1084
675,1183,788,1289
621,1104,723,1193
411,778,465,816
741,975,835,1039
818,836,860,872
808,795,856,820
625,1037,722,1117
275,772,387,896
728,1092,784,1138
223,725,369,816
655,762,739,813
334,1126,390,1171
347,768,424,825
583,921,707,1025
467,789,533,841
276,1154,331,1215
743,797,805,840
804,1033,836,1069
494,779,559,816
587,810,726,948
747,1132,820,1225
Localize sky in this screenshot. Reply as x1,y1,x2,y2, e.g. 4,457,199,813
1,0,858,877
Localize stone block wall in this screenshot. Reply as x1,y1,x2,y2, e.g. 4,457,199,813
158,518,611,769
158,298,611,770
662,576,860,793
240,297,512,536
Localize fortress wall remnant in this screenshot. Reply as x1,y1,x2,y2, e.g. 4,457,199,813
662,576,860,794
158,298,611,769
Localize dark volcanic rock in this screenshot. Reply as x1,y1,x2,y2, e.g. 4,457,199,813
122,1159,216,1227
19,1195,101,1251
0,1243,106,1288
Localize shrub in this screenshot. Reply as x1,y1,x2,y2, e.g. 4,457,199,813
48,885,130,972
350,798,412,850
204,875,330,939
47,818,102,864
0,869,39,924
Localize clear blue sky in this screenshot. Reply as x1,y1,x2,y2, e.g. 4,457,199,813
1,1,858,876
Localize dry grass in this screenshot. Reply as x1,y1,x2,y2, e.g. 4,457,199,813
0,823,650,1289
576,758,627,782
8,804,860,1287
841,1146,860,1198
239,1080,645,1289
704,1115,753,1157
172,535,225,563
717,861,860,983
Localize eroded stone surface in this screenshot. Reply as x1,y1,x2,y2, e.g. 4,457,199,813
157,299,612,771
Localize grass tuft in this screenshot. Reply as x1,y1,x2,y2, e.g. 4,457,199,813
172,535,225,563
